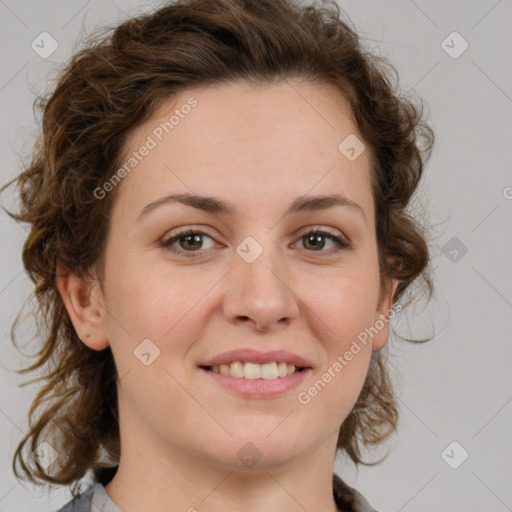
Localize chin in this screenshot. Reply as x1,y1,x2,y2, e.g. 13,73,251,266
207,434,306,472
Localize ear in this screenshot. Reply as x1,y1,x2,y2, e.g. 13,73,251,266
55,260,110,351
371,275,399,351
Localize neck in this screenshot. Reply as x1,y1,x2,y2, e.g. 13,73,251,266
104,434,342,512
103,387,345,512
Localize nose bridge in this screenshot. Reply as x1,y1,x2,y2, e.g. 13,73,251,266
224,231,299,330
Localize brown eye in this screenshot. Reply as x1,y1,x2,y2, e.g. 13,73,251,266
160,226,351,258
161,228,216,256
302,232,328,250
296,228,351,252
176,233,203,251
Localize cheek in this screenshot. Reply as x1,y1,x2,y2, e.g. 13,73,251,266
103,263,200,415
306,262,380,342
304,265,378,397
103,262,223,400
105,253,200,336
301,287,375,430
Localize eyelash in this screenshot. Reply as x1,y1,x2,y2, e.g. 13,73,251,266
160,226,352,258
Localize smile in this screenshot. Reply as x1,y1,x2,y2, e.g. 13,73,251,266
199,364,311,398
202,361,305,379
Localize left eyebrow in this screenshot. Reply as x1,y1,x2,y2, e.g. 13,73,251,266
137,192,366,223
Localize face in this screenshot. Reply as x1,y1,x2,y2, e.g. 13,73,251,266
59,80,397,473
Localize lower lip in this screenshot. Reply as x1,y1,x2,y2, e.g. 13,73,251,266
199,367,312,398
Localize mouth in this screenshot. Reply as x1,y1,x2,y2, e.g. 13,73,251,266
199,361,309,380
199,362,312,398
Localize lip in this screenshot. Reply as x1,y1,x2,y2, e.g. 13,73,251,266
198,348,313,368
200,366,312,398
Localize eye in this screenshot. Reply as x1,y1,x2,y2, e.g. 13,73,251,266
293,227,351,253
160,226,351,258
160,227,216,256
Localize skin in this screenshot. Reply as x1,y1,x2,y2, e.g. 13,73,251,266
56,80,398,512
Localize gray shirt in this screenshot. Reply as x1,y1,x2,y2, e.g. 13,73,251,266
55,474,377,512
55,482,121,512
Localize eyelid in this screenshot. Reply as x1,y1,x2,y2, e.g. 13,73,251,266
162,225,217,242
296,225,342,239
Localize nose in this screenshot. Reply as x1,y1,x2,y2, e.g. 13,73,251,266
223,248,299,332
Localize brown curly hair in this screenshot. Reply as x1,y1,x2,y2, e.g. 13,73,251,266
1,0,435,495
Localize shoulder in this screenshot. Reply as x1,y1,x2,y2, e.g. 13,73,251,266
332,473,379,512
54,481,122,512
56,473,373,512
54,483,95,512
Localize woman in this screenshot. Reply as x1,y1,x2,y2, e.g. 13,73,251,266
2,0,434,510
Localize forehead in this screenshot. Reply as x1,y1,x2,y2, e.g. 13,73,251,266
121,79,363,160
112,80,374,224
143,80,358,141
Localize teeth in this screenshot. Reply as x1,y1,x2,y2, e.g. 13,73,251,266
212,361,299,379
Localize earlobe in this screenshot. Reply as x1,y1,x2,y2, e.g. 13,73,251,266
55,261,110,351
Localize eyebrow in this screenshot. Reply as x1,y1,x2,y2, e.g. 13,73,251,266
137,192,366,222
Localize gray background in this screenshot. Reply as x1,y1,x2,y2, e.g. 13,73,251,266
1,0,511,511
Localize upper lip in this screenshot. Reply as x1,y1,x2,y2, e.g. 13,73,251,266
199,349,313,368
